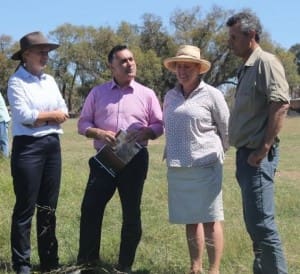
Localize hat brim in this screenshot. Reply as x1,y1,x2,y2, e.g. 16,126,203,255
11,43,60,60
163,56,211,74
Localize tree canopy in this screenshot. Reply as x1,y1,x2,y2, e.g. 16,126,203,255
1,5,299,112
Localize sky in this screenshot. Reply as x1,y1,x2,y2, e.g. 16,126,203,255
1,0,299,50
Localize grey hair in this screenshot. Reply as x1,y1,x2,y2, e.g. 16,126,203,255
226,11,262,42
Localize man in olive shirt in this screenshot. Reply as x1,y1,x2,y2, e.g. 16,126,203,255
226,12,289,274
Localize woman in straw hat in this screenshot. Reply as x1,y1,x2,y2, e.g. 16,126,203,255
163,45,229,274
7,31,69,274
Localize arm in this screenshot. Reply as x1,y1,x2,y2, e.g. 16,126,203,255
247,101,289,167
139,92,164,141
8,76,69,127
126,126,157,143
34,77,69,126
77,87,117,146
127,91,163,143
85,127,116,146
34,110,69,127
211,90,230,152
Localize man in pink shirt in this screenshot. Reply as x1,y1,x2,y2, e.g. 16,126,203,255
76,45,163,274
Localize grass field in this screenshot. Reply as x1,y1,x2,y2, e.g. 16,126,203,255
0,117,299,274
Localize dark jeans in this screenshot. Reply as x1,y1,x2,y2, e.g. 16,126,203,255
77,148,149,268
10,134,61,272
236,146,288,274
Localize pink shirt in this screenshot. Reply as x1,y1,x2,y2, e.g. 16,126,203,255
78,79,163,150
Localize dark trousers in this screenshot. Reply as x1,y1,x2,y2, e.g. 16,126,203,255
236,146,287,274
77,148,149,268
10,134,61,271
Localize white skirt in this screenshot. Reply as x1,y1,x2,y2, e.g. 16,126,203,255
167,161,224,224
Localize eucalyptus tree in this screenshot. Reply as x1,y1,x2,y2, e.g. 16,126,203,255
289,44,300,98
169,5,300,106
49,24,120,112
0,35,17,99
170,5,240,89
275,47,300,98
289,43,300,75
49,23,84,111
132,47,163,100
116,21,140,46
138,13,177,98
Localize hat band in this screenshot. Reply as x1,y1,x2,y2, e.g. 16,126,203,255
177,54,200,59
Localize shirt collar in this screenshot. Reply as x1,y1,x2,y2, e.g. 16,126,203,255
237,46,262,82
110,78,135,91
175,80,205,98
244,46,262,67
17,65,47,80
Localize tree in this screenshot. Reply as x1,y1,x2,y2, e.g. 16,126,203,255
289,44,300,98
133,47,163,100
289,43,300,74
50,24,120,112
116,22,140,45
0,35,16,100
0,6,298,112
170,5,240,88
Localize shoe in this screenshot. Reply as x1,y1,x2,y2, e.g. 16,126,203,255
40,264,61,273
76,260,102,273
15,265,30,274
112,265,132,274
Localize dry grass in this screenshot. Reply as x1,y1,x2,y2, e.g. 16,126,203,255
0,117,299,273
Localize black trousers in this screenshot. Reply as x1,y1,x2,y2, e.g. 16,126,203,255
77,148,149,268
10,134,61,271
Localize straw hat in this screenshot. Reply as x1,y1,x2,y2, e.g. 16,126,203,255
11,31,59,60
163,45,211,74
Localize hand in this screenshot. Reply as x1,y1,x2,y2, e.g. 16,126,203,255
247,148,268,167
126,128,154,143
95,129,116,146
125,130,140,143
51,110,69,124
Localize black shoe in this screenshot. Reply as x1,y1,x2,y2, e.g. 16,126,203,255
76,259,102,273
112,265,132,274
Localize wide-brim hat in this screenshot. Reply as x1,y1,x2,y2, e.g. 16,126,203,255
11,31,59,60
163,45,211,74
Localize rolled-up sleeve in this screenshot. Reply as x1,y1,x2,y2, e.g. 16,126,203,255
77,88,96,136
8,78,39,125
261,56,290,103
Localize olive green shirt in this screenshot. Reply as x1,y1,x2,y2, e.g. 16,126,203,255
229,47,289,149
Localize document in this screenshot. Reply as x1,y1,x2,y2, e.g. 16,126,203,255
93,129,142,177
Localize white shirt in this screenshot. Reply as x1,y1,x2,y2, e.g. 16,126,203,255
7,66,68,137
0,93,10,122
163,81,229,167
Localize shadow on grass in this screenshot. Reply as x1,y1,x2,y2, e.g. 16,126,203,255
70,261,151,274
0,260,150,274
0,260,12,273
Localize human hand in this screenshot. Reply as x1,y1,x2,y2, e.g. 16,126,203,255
96,129,116,146
247,149,268,167
126,127,154,143
50,110,69,124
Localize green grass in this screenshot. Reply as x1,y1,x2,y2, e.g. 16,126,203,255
1,117,300,273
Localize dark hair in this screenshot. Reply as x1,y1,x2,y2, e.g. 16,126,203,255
108,45,128,64
226,11,262,42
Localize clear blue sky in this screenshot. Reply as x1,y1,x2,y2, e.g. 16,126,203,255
1,0,299,49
